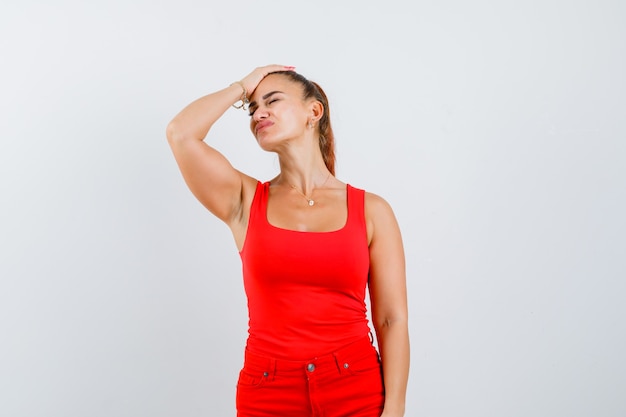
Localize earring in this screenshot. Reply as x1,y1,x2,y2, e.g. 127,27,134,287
308,120,315,129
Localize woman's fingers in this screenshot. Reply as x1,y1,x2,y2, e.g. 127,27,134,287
240,65,296,97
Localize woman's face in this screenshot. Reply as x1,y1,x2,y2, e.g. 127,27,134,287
248,74,310,151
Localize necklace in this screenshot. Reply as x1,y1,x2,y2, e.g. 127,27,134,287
290,173,332,207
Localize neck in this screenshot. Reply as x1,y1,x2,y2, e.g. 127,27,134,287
277,164,331,196
274,139,331,195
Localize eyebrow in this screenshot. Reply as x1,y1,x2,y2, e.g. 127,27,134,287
248,91,283,109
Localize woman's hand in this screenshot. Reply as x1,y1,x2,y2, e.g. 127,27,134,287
239,65,295,99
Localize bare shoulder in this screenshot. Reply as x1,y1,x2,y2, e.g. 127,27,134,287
364,191,397,221
364,191,393,210
364,191,400,245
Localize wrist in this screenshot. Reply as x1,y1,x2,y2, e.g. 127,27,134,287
381,402,405,417
229,81,249,110
380,410,404,417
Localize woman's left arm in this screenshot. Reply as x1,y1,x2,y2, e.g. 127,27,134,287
366,193,410,417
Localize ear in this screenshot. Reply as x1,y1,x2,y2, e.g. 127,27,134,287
308,100,324,122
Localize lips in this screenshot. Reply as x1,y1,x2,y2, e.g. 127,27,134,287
255,120,273,134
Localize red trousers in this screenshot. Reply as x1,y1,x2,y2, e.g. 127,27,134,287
236,336,385,417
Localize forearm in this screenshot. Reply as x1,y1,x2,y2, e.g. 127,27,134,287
167,65,295,144
167,83,244,143
377,319,410,416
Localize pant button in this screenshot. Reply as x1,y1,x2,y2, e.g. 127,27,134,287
307,363,316,372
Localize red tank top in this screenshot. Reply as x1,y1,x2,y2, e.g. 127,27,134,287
239,181,371,360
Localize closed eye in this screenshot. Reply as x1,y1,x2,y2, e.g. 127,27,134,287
248,91,283,117
248,99,279,117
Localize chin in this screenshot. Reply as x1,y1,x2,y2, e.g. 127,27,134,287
255,135,277,152
256,132,285,151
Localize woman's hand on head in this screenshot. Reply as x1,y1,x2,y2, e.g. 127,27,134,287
240,65,295,99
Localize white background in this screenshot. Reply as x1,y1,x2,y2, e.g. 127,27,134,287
1,1,625,416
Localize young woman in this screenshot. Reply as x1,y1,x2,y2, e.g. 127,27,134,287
166,65,409,417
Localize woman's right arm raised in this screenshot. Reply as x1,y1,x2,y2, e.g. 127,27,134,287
165,65,293,224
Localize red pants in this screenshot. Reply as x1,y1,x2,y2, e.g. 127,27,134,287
236,336,385,417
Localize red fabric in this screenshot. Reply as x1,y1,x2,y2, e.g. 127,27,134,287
236,335,384,417
239,181,371,360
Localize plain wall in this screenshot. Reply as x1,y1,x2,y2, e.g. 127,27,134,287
1,0,624,416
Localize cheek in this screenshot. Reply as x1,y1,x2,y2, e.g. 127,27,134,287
283,109,306,130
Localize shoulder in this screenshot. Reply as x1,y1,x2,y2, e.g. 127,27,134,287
364,190,393,212
362,190,399,245
345,183,396,220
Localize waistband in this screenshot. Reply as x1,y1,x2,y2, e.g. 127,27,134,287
243,335,378,377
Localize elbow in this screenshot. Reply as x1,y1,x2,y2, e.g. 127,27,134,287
166,120,184,145
166,119,206,147
373,314,408,333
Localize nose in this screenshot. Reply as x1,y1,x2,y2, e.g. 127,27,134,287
252,106,269,121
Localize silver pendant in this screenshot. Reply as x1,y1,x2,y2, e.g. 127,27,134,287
308,200,315,206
